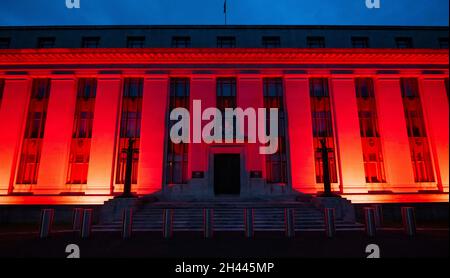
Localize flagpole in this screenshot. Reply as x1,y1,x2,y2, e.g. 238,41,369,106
224,0,227,25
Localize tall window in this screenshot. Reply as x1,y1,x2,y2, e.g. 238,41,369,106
445,78,449,102
166,78,190,184
263,78,287,183
355,78,386,183
309,78,338,183
0,79,4,108
16,79,51,184
115,78,143,184
66,79,97,184
217,78,237,138
400,78,434,182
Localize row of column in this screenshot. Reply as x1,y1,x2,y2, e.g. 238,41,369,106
0,74,448,195
188,76,264,179
286,76,448,193
0,75,169,195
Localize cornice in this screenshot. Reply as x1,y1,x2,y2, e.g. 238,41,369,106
0,48,447,66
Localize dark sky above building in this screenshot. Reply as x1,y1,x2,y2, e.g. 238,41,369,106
0,0,448,26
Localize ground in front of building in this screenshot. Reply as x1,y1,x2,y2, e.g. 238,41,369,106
0,228,447,258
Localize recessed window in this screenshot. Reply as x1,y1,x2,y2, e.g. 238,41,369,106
445,78,449,102
127,36,145,48
396,37,413,48
263,78,287,184
0,79,4,108
115,78,144,185
262,36,281,48
81,37,100,48
400,78,434,182
217,36,236,48
16,79,51,184
67,79,97,185
309,78,338,184
37,37,55,48
0,37,11,49
217,78,237,138
166,78,190,184
307,36,325,48
351,37,369,48
439,37,449,49
172,36,191,48
355,78,386,183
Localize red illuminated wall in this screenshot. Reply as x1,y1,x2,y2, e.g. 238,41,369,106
0,48,448,203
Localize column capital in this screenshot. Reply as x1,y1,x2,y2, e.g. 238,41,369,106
283,74,308,81
237,75,262,81
190,73,215,81
143,74,169,81
2,72,32,81
49,74,76,81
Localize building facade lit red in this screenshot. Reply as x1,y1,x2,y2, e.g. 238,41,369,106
0,25,448,205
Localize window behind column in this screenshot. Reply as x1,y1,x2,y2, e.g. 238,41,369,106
0,79,4,108
16,79,51,184
400,78,435,182
309,78,338,183
445,78,449,102
115,78,143,184
166,78,190,184
66,79,97,184
217,78,237,138
263,78,287,183
355,78,386,183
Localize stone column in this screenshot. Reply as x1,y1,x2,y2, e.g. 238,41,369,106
86,76,122,195
36,76,77,194
330,78,366,193
420,78,449,192
0,77,31,194
375,78,415,192
137,75,169,194
284,76,317,193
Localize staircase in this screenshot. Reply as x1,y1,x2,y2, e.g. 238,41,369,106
93,201,364,232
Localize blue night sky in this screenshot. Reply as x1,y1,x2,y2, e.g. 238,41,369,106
0,0,448,26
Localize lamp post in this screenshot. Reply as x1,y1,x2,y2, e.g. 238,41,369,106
119,138,137,198
318,138,339,198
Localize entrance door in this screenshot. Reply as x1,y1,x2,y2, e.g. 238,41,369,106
214,154,240,195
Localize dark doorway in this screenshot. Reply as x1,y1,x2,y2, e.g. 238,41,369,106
214,154,240,195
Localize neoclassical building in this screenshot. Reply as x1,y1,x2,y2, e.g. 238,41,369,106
0,25,448,204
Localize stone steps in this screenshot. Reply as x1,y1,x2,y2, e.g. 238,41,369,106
93,205,364,232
